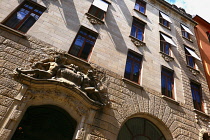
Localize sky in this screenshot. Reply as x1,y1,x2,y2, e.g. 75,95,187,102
165,0,210,23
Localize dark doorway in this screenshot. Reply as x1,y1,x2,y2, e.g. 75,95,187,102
12,105,77,140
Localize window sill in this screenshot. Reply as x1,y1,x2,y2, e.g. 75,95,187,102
65,53,90,66
187,65,200,76
159,52,174,62
161,95,180,105
85,13,104,25
133,9,147,17
182,36,193,43
129,35,146,47
122,78,143,89
194,109,209,118
0,23,27,38
159,23,171,30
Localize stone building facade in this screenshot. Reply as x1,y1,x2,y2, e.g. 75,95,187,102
0,0,209,139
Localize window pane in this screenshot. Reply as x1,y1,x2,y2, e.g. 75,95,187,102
80,40,93,60
131,25,137,37
134,3,140,10
137,29,143,41
69,35,85,56
140,6,145,13
133,62,140,83
161,68,173,98
124,59,132,79
18,15,37,32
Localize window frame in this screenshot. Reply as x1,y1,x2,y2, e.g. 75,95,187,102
68,27,98,61
160,34,172,56
161,67,174,98
134,0,146,14
190,81,203,112
124,50,143,84
88,5,106,20
130,18,145,41
206,31,210,43
184,46,196,68
2,0,45,33
159,12,170,28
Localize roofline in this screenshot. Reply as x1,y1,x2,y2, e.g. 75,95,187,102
156,0,197,25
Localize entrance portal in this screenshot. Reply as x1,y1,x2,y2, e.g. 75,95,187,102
12,105,77,140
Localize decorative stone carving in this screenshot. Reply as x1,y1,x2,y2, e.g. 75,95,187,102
160,52,174,62
75,128,85,140
13,55,108,106
188,67,199,76
0,129,11,140
10,110,22,121
86,13,104,25
87,130,107,140
129,35,145,47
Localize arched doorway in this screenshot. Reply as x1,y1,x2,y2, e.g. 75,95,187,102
11,105,77,140
117,117,166,140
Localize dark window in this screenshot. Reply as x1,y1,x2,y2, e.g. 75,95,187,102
161,67,173,98
131,19,145,41
203,133,209,140
134,0,146,14
160,34,171,55
124,51,142,83
191,82,203,111
117,117,166,140
206,31,210,42
185,47,195,68
181,26,190,40
88,5,105,20
3,0,45,33
159,13,170,28
69,28,97,60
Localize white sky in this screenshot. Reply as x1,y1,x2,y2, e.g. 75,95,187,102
165,0,210,23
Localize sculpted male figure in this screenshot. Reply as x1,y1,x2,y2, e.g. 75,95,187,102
16,55,64,79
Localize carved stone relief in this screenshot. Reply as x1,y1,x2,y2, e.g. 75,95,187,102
13,54,109,107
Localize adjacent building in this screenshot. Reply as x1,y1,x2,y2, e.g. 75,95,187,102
0,0,209,139
193,15,210,91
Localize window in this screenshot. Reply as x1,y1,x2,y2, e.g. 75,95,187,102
3,0,45,33
206,31,210,42
159,12,172,28
161,67,174,98
124,51,142,83
203,133,209,140
160,33,175,55
184,46,201,68
131,19,145,41
88,0,109,20
181,24,194,40
134,0,146,14
117,118,166,140
69,27,98,60
190,82,203,111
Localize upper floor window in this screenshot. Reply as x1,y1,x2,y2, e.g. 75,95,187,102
184,46,201,68
134,0,146,14
181,24,194,40
160,33,176,56
206,31,210,42
159,12,172,28
69,27,98,60
161,67,174,98
131,19,145,41
88,0,109,20
3,0,45,33
124,51,142,83
190,82,203,111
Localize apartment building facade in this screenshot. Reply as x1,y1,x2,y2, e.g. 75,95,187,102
0,0,209,139
193,15,210,92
